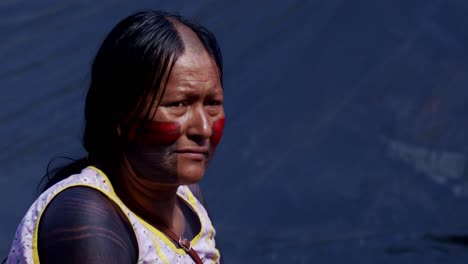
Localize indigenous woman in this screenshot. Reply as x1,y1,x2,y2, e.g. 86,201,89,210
7,10,225,264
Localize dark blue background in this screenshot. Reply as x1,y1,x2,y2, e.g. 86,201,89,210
2,1,468,263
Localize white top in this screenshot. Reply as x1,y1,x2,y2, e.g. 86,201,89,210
7,166,220,264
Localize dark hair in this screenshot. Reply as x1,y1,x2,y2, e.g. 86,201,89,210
40,10,223,192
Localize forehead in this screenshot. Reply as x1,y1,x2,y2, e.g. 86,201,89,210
141,51,221,112
165,50,222,92
167,21,221,91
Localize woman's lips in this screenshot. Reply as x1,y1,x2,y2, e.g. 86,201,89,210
175,148,209,160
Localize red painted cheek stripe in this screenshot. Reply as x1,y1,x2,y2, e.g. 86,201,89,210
126,121,181,145
211,118,225,146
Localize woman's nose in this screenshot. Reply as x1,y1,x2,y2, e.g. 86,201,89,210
186,106,212,141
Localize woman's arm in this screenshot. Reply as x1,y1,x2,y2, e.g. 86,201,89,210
38,187,138,264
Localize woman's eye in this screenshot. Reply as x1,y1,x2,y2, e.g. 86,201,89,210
167,101,187,107
206,100,223,106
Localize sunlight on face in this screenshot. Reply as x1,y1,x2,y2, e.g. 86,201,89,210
124,47,224,185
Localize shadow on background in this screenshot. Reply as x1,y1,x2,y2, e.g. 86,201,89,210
1,0,468,263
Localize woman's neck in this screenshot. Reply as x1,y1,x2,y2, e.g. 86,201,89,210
106,158,186,236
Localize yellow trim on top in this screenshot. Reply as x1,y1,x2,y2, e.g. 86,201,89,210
185,186,220,263
207,227,221,264
151,236,169,264
90,167,205,255
86,167,179,262
32,166,213,263
183,186,205,245
89,168,185,254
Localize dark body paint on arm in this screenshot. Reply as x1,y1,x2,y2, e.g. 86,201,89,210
38,187,138,264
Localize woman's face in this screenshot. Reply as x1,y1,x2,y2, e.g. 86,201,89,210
123,48,224,185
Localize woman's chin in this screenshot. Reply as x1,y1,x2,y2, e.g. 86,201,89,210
177,163,206,185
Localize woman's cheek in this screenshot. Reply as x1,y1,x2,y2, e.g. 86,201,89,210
211,118,225,146
127,121,181,145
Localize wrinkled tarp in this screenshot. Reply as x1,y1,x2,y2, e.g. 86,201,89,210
1,1,468,263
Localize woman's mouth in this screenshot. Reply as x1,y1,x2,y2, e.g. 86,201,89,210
175,148,209,160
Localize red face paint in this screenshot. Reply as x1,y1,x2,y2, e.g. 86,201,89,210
210,118,225,146
126,120,181,145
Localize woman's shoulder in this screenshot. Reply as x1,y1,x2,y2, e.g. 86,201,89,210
37,186,138,263
39,186,128,227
